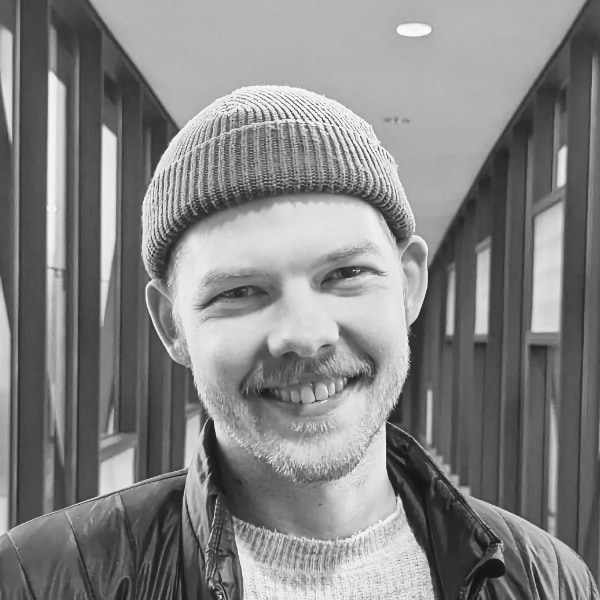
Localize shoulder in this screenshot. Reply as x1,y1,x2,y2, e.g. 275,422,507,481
468,497,599,598
0,470,187,599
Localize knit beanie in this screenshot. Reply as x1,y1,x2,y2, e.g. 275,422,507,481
142,85,415,279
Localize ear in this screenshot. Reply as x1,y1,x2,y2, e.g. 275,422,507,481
145,279,190,367
397,235,428,325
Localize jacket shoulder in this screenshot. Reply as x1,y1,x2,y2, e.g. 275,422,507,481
469,497,599,598
0,470,187,600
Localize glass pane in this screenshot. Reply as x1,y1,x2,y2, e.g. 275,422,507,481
0,25,12,142
546,348,560,536
474,243,491,335
554,88,568,190
45,30,69,512
99,124,119,436
531,201,564,333
185,411,202,466
0,17,13,535
425,388,433,447
0,280,10,535
99,446,134,495
526,133,534,205
445,265,456,337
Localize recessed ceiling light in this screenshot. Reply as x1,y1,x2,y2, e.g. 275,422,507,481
396,23,432,38
384,116,411,125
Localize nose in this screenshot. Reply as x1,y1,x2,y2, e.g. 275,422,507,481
267,286,339,358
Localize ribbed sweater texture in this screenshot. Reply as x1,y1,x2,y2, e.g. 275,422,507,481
232,497,436,599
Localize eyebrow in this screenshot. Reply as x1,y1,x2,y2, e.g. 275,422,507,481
318,241,385,265
196,241,385,291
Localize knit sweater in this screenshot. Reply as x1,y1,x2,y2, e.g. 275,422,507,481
232,497,436,599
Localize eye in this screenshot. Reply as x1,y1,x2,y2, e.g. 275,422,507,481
327,266,371,281
214,286,263,301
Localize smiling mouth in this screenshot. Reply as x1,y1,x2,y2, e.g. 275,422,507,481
257,376,362,405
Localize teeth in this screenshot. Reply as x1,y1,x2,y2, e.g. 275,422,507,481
314,382,329,401
300,385,316,404
265,376,354,404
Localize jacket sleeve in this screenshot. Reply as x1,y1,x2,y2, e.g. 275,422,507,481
0,533,35,599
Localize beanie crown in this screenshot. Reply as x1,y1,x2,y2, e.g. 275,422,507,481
142,85,415,279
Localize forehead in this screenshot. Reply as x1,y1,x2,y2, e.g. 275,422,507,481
174,194,395,276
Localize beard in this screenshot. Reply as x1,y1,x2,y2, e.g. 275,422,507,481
189,334,411,484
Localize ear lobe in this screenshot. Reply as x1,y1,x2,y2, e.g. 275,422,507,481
397,235,429,325
145,279,190,366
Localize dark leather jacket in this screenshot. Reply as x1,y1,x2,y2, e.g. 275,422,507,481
1,421,598,599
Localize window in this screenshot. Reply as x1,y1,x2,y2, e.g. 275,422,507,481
445,264,456,337
45,23,73,512
425,387,433,447
554,87,568,190
99,88,120,437
185,409,202,467
99,435,136,495
474,240,491,336
531,201,564,333
0,8,14,535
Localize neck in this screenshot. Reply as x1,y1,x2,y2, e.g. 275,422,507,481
216,427,396,540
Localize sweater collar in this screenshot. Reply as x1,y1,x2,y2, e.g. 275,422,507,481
183,420,505,600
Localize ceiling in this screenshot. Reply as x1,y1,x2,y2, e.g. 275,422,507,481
91,0,586,259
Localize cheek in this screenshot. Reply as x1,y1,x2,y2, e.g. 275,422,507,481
184,318,264,386
339,289,407,355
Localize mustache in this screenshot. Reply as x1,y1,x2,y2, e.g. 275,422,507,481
240,352,375,395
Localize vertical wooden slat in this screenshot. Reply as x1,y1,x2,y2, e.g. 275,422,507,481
579,43,600,578
455,202,476,484
117,78,143,432
468,179,491,496
170,363,187,471
404,309,423,436
74,24,102,502
428,262,443,452
439,248,454,464
557,35,595,550
13,0,49,524
136,119,167,480
450,222,464,472
143,118,173,478
480,151,508,504
531,88,555,202
498,127,528,513
147,333,172,477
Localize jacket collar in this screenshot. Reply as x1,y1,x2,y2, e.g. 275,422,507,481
183,420,505,600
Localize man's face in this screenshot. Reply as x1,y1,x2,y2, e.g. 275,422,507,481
162,194,418,483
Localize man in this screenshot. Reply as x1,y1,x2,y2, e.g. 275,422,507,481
0,85,598,599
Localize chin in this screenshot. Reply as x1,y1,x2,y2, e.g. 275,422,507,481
250,420,381,484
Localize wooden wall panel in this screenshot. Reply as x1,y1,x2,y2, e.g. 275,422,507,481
498,127,528,513
137,119,168,480
557,35,595,550
428,263,444,452
74,24,102,502
579,43,600,577
169,362,187,471
14,0,49,524
117,79,143,432
481,152,508,504
455,203,476,484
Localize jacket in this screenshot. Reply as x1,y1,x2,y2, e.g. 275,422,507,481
1,421,598,599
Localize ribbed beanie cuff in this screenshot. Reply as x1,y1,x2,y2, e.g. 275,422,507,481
142,85,415,279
